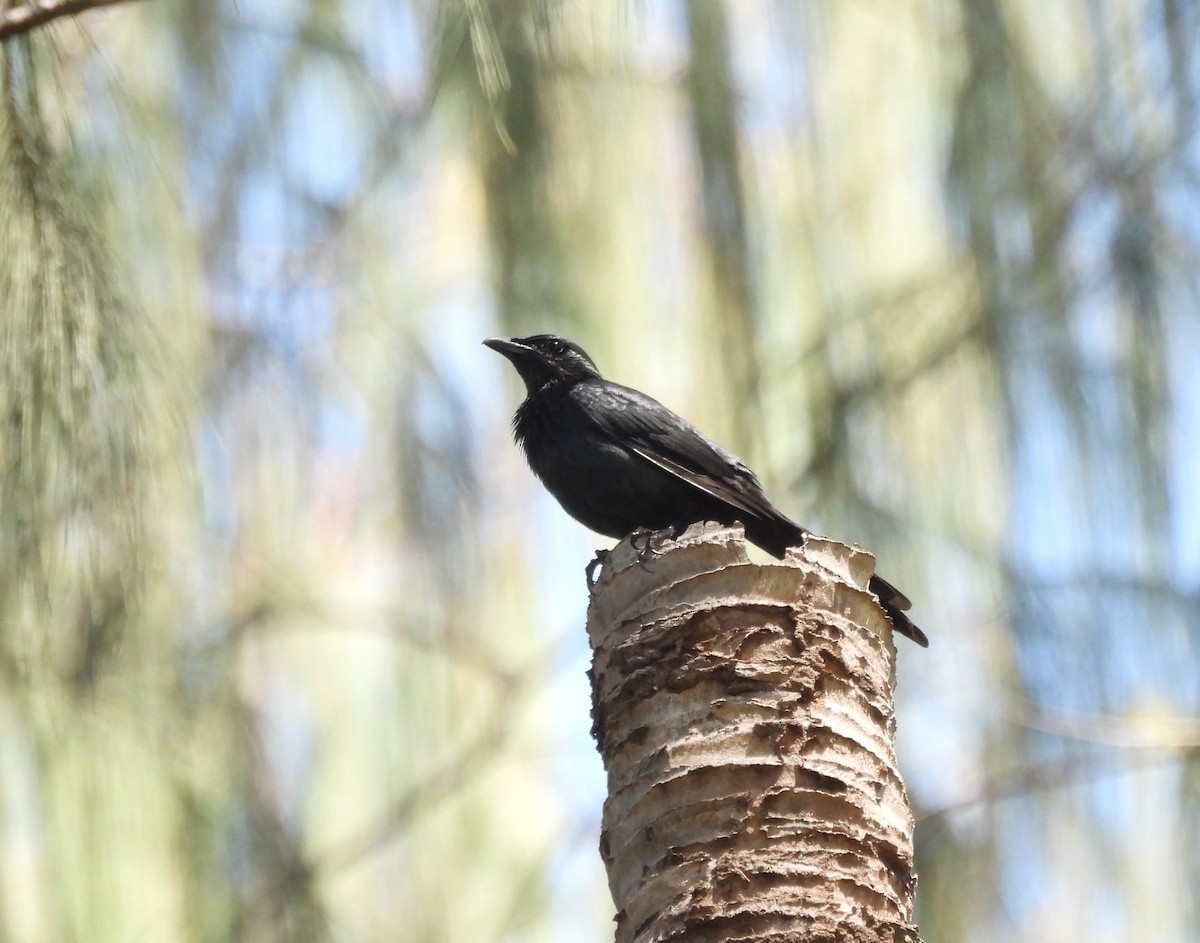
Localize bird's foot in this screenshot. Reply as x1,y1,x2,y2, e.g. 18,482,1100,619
629,528,659,572
586,549,610,593
590,527,690,589
628,524,687,571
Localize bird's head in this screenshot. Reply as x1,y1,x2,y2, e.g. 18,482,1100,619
483,334,601,394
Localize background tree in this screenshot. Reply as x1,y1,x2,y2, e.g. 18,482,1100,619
0,1,1197,942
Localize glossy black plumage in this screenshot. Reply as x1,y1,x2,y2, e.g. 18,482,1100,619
484,334,928,646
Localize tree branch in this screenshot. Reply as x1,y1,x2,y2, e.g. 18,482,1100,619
0,0,142,42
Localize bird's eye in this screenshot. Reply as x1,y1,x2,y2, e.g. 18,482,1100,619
548,339,566,355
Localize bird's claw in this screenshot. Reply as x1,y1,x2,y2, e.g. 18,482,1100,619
588,526,687,591
630,525,688,571
629,528,660,571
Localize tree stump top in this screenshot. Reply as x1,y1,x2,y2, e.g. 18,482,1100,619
588,522,918,943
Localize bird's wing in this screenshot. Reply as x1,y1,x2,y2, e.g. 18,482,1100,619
572,381,783,523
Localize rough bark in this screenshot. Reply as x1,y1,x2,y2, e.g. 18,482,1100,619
588,522,919,943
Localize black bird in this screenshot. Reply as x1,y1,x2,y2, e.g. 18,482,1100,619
484,333,928,647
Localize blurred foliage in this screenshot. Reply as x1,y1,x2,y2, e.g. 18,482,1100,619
0,1,1197,942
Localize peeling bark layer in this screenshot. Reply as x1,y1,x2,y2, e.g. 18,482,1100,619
588,523,918,943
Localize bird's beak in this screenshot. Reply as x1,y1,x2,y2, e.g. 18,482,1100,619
485,336,556,393
483,336,533,361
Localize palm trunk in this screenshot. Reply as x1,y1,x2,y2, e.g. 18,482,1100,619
588,523,919,943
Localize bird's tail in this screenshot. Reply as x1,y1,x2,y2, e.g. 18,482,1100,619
745,516,929,647
869,574,929,648
743,516,808,559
